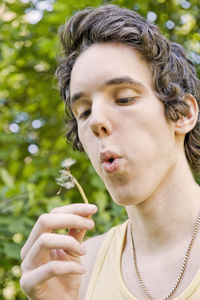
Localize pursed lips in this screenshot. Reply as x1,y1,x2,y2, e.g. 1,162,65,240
100,151,121,164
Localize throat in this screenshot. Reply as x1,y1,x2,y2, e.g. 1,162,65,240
126,192,200,254
121,220,200,300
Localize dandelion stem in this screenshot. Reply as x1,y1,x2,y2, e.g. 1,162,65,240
56,163,89,204
57,187,62,195
73,178,89,204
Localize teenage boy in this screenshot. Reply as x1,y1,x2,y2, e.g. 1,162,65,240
20,5,200,300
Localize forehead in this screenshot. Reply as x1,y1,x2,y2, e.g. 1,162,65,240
70,42,153,97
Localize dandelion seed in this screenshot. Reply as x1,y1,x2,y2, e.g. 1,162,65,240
56,159,89,203
61,158,76,168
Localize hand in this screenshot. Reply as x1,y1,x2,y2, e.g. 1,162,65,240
20,203,97,300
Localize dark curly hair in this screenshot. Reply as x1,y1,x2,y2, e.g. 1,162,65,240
55,4,200,172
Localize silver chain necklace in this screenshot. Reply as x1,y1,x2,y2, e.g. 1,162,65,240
129,211,200,300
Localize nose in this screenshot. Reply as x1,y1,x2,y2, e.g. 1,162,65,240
89,99,112,137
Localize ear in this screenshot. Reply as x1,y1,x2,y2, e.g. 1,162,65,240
175,94,199,135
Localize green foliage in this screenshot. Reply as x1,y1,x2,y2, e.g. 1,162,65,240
0,0,199,298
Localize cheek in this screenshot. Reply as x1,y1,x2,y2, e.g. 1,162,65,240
78,127,100,169
78,126,86,148
122,106,174,155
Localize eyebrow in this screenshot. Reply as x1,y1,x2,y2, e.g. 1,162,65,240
70,76,145,104
71,92,86,104
105,76,145,89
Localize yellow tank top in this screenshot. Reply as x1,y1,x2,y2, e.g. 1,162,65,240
85,220,200,300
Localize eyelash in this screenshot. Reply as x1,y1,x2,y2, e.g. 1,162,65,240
115,97,137,104
79,109,91,119
78,97,137,120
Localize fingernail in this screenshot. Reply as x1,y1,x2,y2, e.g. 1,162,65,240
86,219,94,227
88,205,97,212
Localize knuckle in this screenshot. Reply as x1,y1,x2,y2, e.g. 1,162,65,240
20,247,25,260
20,275,27,291
20,258,32,273
46,261,57,276
20,275,33,294
20,260,26,272
38,213,49,228
38,233,50,247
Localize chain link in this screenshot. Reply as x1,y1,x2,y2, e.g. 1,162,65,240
129,211,200,300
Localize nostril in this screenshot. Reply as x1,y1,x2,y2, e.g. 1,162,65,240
93,126,107,137
90,121,111,137
101,127,107,134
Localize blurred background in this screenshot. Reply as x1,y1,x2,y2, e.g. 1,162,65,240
0,0,200,298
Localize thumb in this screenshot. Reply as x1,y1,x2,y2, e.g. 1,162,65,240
68,214,92,243
68,228,86,243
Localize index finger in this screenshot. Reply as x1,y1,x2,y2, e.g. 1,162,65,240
51,204,97,243
21,204,97,260
50,203,97,215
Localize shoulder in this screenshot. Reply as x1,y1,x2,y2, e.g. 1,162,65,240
83,232,107,267
79,232,107,299
79,221,128,299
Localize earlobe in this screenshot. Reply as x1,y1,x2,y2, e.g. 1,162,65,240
175,94,199,135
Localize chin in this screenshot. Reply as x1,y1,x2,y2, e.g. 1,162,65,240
109,190,144,207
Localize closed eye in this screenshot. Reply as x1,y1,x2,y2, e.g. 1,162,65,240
79,109,91,119
116,97,137,104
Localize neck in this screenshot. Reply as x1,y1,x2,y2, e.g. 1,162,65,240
126,161,200,255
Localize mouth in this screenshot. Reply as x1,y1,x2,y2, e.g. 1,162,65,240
100,151,120,163
100,151,122,174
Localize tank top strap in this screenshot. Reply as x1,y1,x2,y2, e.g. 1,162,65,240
85,220,129,299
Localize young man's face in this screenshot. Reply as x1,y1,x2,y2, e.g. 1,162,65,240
70,42,178,205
